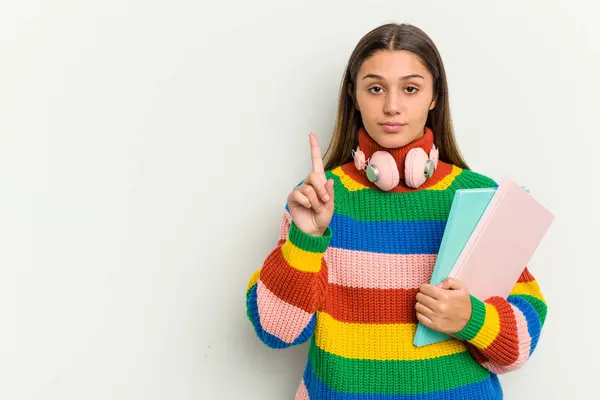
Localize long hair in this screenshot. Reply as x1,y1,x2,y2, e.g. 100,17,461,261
323,23,470,171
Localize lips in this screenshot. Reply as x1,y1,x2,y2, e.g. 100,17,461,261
380,122,407,127
380,122,407,133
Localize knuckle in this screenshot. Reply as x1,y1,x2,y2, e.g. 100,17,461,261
292,192,305,204
293,191,305,201
298,184,310,195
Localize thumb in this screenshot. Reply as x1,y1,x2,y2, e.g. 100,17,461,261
440,277,467,290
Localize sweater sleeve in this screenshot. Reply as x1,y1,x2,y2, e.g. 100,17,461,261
245,206,331,349
452,267,548,374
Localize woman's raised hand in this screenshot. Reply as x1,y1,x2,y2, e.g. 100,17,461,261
286,133,335,236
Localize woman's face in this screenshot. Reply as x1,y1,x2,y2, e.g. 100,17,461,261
353,50,437,149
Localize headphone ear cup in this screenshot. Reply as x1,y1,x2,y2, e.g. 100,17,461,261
370,151,399,191
405,148,429,188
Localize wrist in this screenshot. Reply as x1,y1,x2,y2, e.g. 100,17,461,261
288,220,332,253
311,228,327,237
453,294,486,341
280,221,332,274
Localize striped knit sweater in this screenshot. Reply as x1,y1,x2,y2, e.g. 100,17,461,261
245,127,548,399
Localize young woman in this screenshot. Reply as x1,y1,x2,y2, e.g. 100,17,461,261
245,23,547,399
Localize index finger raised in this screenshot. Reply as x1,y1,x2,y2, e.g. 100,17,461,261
309,133,325,175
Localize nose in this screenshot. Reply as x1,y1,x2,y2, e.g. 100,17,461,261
383,90,403,115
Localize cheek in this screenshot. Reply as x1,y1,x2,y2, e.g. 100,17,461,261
410,96,433,114
356,92,374,112
356,97,380,123
403,102,432,126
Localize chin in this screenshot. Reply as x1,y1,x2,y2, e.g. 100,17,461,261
374,132,414,149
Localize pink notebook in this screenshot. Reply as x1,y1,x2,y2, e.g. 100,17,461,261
448,179,554,300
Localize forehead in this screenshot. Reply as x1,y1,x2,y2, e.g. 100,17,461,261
358,50,432,80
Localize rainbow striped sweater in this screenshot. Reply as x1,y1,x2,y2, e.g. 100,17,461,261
245,128,548,399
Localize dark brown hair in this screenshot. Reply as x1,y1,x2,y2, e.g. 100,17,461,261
323,23,470,171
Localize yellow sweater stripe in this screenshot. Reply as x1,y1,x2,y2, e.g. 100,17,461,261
470,303,501,349
510,281,545,301
281,240,323,273
314,311,467,361
428,165,462,190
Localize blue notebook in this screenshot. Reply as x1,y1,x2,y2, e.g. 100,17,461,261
413,187,497,347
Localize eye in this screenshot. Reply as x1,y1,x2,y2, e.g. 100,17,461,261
405,86,419,94
368,85,383,94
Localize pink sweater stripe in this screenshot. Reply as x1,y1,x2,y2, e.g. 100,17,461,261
295,379,310,400
325,248,436,289
257,279,313,344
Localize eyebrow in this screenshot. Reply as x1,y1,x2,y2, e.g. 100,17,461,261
361,73,425,81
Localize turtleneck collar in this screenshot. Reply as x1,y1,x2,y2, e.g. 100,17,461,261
356,125,435,180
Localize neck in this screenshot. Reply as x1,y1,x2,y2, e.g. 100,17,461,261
357,126,435,179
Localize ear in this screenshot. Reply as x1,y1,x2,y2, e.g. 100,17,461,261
429,97,437,110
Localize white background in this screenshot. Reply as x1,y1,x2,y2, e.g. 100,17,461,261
1,1,598,399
